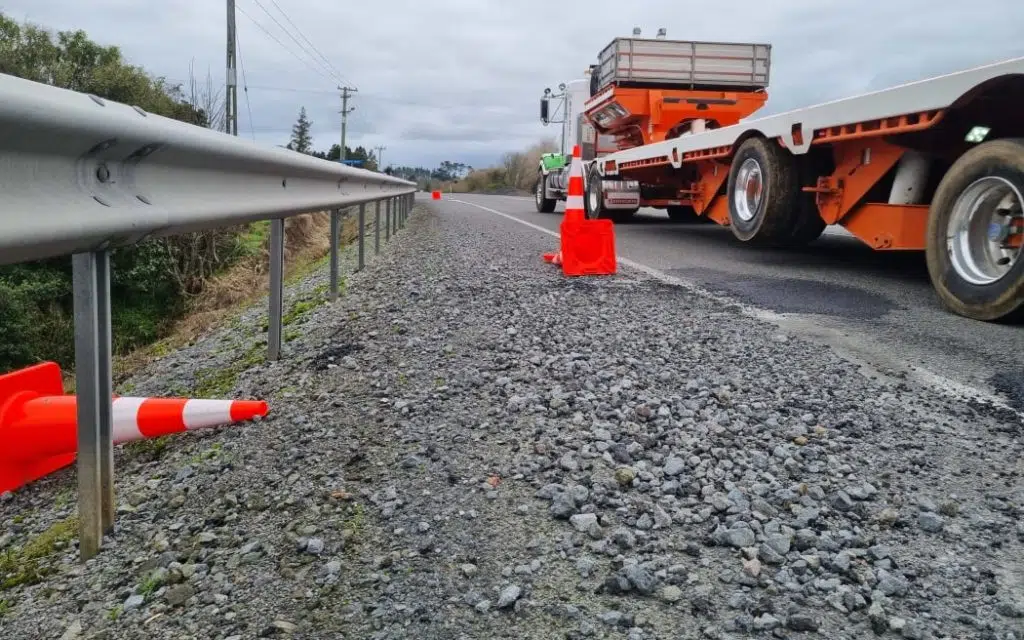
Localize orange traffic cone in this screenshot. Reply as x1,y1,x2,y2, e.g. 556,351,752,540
0,361,268,494
542,145,616,276
541,145,586,266
562,145,586,225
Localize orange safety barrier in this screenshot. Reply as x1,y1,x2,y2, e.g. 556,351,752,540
0,361,268,494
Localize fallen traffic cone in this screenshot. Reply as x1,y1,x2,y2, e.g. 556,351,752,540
0,361,268,494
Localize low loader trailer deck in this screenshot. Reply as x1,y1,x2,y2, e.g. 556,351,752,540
537,31,1024,322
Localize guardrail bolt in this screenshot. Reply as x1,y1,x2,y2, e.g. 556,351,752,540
96,164,111,183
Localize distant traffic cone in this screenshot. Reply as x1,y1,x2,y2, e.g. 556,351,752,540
0,361,268,493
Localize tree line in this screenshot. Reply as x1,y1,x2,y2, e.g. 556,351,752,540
284,106,381,170
446,139,558,194
280,106,478,186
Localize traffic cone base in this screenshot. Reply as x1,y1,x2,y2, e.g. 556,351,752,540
0,453,76,497
0,361,268,494
560,218,617,276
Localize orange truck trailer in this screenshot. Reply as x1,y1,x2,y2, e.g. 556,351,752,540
536,30,1024,322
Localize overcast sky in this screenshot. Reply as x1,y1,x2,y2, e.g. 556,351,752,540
3,0,1023,170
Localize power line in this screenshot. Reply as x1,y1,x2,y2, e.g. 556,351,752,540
235,4,335,82
243,84,448,108
247,0,343,84
236,31,256,141
265,0,349,85
245,85,335,94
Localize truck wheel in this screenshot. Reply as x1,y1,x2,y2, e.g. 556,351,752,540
586,166,635,222
726,137,806,245
784,149,831,246
535,172,557,213
786,211,827,245
667,205,705,224
925,138,1024,322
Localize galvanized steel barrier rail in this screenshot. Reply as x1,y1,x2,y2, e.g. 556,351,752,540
0,71,417,559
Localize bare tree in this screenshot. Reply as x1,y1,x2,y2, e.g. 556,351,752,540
501,151,527,191
150,59,238,299
186,58,226,132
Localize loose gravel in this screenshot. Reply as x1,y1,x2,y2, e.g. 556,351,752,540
1,199,1022,640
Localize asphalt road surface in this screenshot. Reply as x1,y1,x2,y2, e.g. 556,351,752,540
439,193,1024,411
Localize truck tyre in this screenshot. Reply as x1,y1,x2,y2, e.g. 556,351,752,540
925,138,1024,322
726,136,810,246
585,165,636,223
667,205,705,224
786,210,827,245
535,171,557,213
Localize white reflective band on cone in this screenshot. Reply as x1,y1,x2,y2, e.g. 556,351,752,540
182,399,235,429
111,397,146,442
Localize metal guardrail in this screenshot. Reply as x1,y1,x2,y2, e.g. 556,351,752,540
0,71,418,559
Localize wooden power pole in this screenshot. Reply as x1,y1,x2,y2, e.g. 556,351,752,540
226,0,238,135
338,86,357,160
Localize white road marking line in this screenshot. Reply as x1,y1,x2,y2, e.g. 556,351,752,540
446,197,1023,420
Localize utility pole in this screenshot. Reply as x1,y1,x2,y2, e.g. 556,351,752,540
225,0,238,135
374,144,386,171
338,86,357,161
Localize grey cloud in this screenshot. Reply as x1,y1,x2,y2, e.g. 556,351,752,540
3,0,1023,168
399,122,537,143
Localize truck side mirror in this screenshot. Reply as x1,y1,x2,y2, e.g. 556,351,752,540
540,98,550,124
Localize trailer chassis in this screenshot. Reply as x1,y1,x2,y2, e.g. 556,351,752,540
591,57,1024,321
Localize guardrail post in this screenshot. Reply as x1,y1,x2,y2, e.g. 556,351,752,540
400,196,406,229
375,200,381,255
329,209,340,301
357,203,366,271
71,249,114,561
268,218,285,360
385,199,391,242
